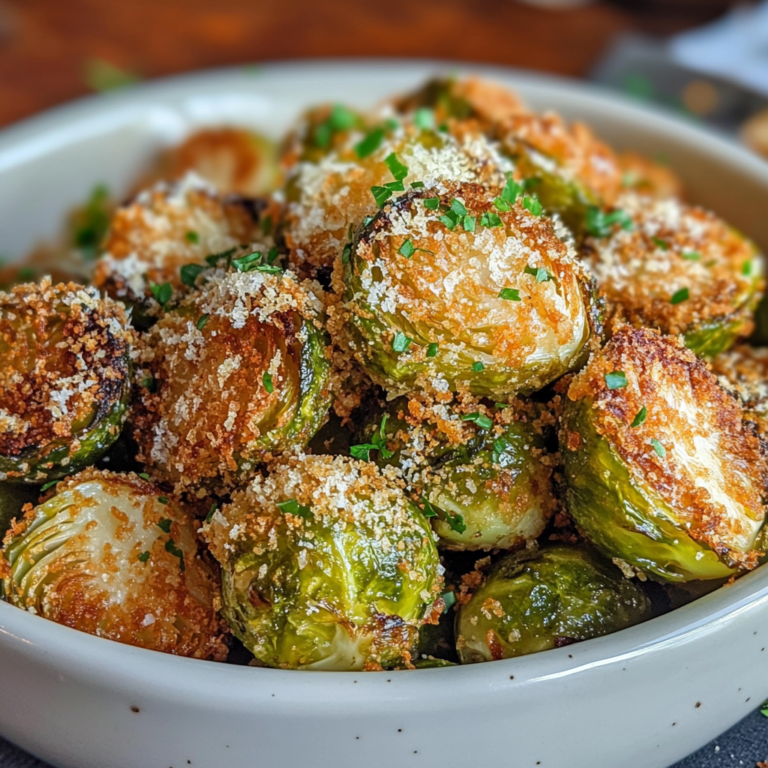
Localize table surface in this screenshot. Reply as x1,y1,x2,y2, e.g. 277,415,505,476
0,0,765,765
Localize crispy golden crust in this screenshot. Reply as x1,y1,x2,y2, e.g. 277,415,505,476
2,468,228,660
0,279,131,458
585,193,762,336
712,344,768,400
131,270,327,494
568,328,767,565
93,174,267,309
619,152,684,200
499,112,622,205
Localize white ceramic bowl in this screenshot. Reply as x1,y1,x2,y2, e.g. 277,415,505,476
2,61,768,768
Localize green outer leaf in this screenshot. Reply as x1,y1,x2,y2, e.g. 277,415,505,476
560,397,737,582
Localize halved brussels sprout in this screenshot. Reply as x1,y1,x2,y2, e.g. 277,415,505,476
0,280,132,484
337,181,600,397
131,269,332,494
456,546,651,663
561,327,768,582
0,469,228,659
283,121,513,279
584,192,765,358
149,128,281,197
93,173,270,321
619,151,684,200
357,397,555,550
711,344,768,435
203,454,443,670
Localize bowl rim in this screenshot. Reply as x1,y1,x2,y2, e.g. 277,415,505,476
2,59,768,703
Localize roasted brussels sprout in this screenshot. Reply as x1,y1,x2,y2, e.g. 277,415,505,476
149,128,280,197
283,121,513,278
619,152,684,200
0,469,228,659
357,397,555,550
131,269,332,494
584,193,764,357
711,344,768,435
561,327,768,582
337,181,599,397
0,280,132,484
456,546,651,662
93,173,269,320
204,455,443,670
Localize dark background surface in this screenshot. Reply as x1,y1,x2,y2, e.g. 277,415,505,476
0,0,766,766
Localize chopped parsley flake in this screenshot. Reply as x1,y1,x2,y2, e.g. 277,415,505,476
461,412,493,430
450,198,468,217
494,197,512,212
442,591,457,612
164,538,185,571
472,361,485,372
414,107,435,130
205,503,218,524
180,263,205,287
650,438,666,458
277,498,312,519
40,480,58,492
681,251,701,261
392,332,412,353
355,127,385,159
524,265,552,283
585,206,633,238
426,342,439,358
315,104,358,147
411,181,425,189
501,177,521,206
185,230,199,244
605,371,628,390
350,415,393,462
149,282,173,307
371,185,393,208
630,406,647,428
196,314,210,331
138,473,150,481
157,518,172,534
652,237,668,250
439,213,457,230
263,372,274,394
232,251,262,272
444,510,467,534
158,496,169,505
267,247,280,265
138,551,150,563
385,152,409,181
498,287,521,301
399,239,416,258
205,247,237,268
523,196,542,216
480,212,503,228
424,197,440,210
463,215,476,232
421,496,438,518
670,287,689,305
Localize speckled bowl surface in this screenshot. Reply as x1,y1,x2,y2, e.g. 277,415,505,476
2,61,768,768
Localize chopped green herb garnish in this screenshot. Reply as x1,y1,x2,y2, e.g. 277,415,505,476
585,206,633,238
605,371,628,390
472,361,485,372
461,412,493,430
350,414,393,462
392,332,412,353
158,496,169,505
426,342,439,358
650,438,666,458
261,215,273,236
16,267,36,281
263,372,274,394
523,196,542,216
138,551,150,563
205,247,237,267
371,185,393,208
494,402,510,409
342,244,352,265
205,503,218,524
444,510,466,534
399,239,416,258
424,197,440,210
414,107,435,130
670,287,689,304
157,518,172,533
385,152,409,181
164,538,185,571
196,314,210,331
232,251,262,272
498,288,521,301
254,264,282,274
411,181,425,189
138,473,150,480
150,282,173,307
652,237,668,250
442,591,457,612
480,212,503,228
493,197,512,212
71,184,111,260
85,58,140,92
141,376,155,392
439,213,458,230
743,260,753,276
524,266,552,283
315,104,358,148
267,247,279,265
463,215,476,233
450,199,468,217
355,127,386,159
40,480,58,493
421,497,438,518
185,230,199,244
761,700,768,718
501,177,521,206
276,498,312,519
180,263,205,287
681,251,701,261
630,406,647,428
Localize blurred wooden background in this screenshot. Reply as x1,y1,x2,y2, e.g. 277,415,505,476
0,0,750,128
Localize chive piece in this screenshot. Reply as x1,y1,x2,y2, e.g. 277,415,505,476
472,361,485,372
670,287,689,305
342,244,352,265
180,263,205,287
138,473,150,481
329,104,357,131
138,551,150,563
444,510,467,534
392,332,412,353
355,127,385,159
260,372,274,395
501,177,521,206
414,107,435,130
742,260,753,276
450,199,468,217
411,181,425,189
40,480,58,493
585,206,633,238
399,239,416,259
205,247,237,267
442,591,457,612
524,266,552,283
157,496,169,505
761,700,768,718
426,342,439,358
523,196,542,216
276,498,312,519
371,185,393,208
185,230,199,244
650,438,666,458
652,237,668,250
232,251,262,272
261,215,273,236
681,251,701,261
385,117,400,131
254,264,283,274
385,152,409,181
463,215,476,233
424,197,440,210
480,212,503,228
164,538,185,571
604,371,628,390
157,518,172,533
267,247,280,265
196,314,210,331
498,288,521,301
630,406,647,428
494,402,510,409
150,282,173,307
421,497,438,518
384,180,405,192
439,213,457,230
350,415,392,462
461,412,493,430
205,503,218,524
494,197,512,212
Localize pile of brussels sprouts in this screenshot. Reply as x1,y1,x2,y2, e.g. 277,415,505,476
1,76,767,672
